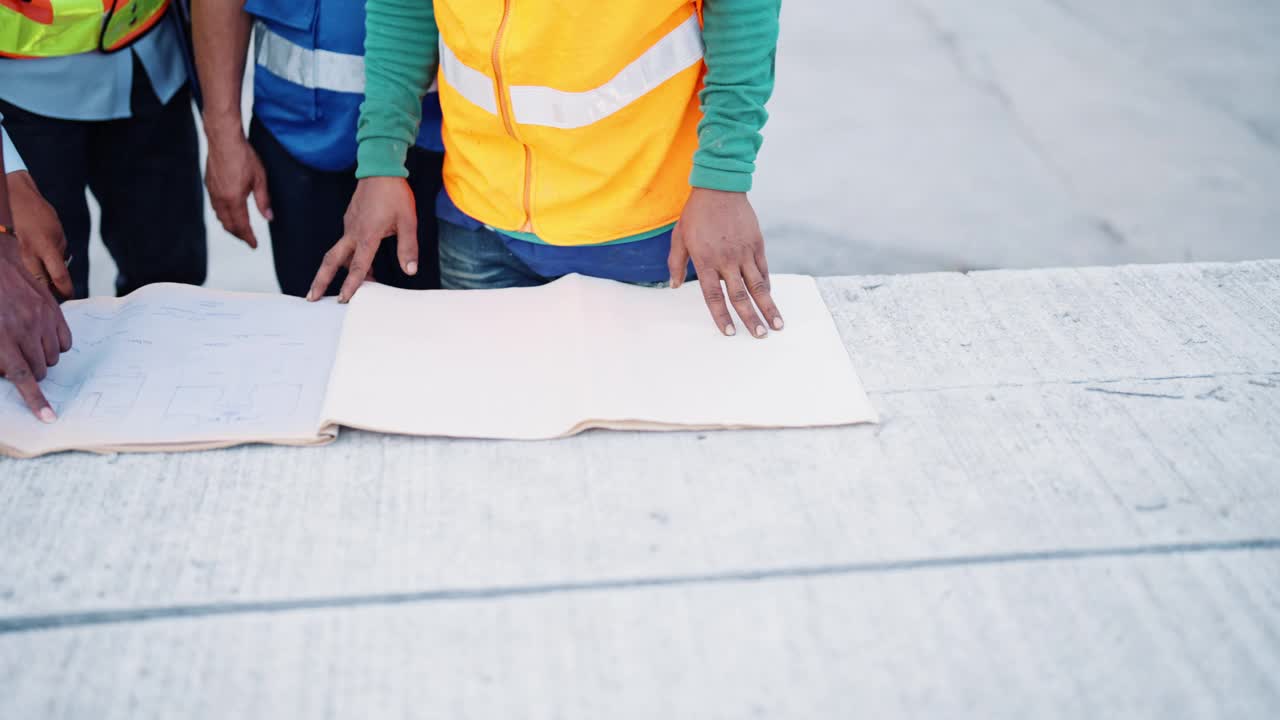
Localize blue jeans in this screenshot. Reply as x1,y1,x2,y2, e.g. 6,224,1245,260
437,219,692,290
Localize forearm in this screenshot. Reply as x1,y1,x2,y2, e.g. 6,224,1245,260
691,0,781,193
192,0,253,143
356,0,438,178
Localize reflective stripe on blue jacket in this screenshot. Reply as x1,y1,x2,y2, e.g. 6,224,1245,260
246,0,443,172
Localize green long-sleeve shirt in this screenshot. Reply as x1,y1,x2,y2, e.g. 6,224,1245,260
356,1,780,196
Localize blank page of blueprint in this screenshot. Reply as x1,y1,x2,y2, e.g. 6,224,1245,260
0,284,346,457
323,274,877,439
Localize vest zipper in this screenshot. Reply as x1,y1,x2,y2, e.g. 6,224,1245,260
492,0,535,233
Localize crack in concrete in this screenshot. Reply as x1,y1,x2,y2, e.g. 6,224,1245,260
1086,387,1186,400
1196,386,1228,402
899,0,1133,250
1,538,1277,637
871,370,1280,396
1092,217,1129,246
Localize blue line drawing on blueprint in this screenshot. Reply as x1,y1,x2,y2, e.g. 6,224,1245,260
0,283,347,452
164,383,303,427
3,378,81,416
11,373,147,419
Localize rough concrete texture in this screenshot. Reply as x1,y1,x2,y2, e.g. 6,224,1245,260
2,261,1278,718
75,0,1280,295
756,0,1280,276
19,0,1280,714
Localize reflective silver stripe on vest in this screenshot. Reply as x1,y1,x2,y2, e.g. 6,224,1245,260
439,13,703,129
254,21,366,94
511,15,704,129
438,35,498,114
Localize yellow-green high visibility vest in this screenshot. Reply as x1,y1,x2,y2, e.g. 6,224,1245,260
0,0,171,59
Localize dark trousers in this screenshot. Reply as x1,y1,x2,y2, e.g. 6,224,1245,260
0,60,206,299
249,117,443,296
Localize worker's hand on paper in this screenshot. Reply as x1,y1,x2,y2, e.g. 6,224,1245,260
669,188,783,339
307,176,418,303
205,127,272,249
0,235,72,423
6,171,72,298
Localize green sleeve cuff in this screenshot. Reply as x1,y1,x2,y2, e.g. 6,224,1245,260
690,164,753,193
356,138,411,179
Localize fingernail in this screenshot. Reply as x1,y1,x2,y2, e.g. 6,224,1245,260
305,291,315,302
39,407,56,424
265,209,274,221
755,324,767,338
406,261,418,276
724,324,736,336
772,316,784,330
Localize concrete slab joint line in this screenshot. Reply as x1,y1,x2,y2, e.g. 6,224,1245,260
872,370,1280,396
1,537,1276,637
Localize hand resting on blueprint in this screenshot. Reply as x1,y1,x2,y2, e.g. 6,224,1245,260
669,188,785,339
307,177,417,303
309,179,787,339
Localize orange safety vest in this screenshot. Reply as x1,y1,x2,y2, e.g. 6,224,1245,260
436,0,705,246
0,0,170,59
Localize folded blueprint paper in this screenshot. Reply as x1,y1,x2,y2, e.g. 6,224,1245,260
0,275,878,457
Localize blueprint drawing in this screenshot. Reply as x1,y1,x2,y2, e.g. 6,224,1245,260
0,284,346,454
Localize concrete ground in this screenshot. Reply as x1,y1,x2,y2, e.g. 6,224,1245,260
22,1,1280,717
79,0,1280,296
4,261,1279,717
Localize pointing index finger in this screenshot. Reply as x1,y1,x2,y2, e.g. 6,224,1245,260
307,237,353,302
3,354,55,423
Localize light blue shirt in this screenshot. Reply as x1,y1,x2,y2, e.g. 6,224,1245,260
1,120,25,174
0,16,187,121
